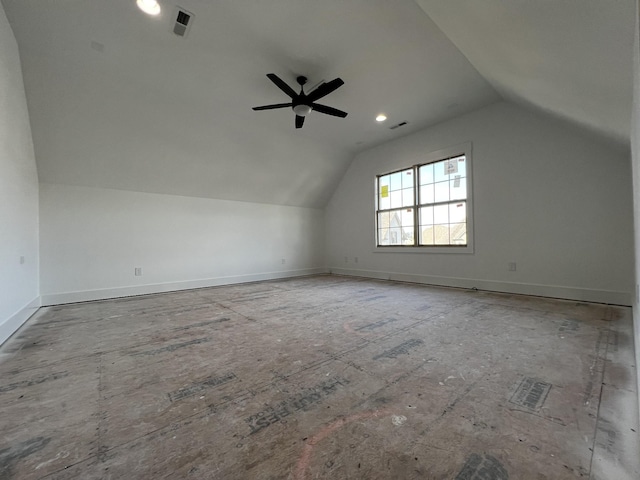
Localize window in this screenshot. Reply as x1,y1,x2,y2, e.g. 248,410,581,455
375,144,472,252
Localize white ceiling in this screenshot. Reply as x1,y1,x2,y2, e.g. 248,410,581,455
416,0,635,146
1,0,634,207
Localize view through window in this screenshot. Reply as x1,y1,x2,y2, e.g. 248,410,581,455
376,152,469,248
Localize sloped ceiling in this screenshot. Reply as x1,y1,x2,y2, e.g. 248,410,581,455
0,0,499,208
1,1,634,209
416,0,635,146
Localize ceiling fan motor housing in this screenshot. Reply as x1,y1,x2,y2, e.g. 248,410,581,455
252,73,347,128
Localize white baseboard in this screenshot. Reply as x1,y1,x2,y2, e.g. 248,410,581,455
329,267,633,305
0,297,41,346
40,268,328,306
634,310,640,423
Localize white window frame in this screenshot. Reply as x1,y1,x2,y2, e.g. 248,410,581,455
374,142,474,254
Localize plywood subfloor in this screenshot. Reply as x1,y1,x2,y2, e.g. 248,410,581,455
0,275,638,479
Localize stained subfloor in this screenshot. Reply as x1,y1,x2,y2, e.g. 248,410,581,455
0,275,638,479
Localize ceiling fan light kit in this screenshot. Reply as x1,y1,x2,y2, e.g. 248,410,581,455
252,74,348,129
293,104,312,117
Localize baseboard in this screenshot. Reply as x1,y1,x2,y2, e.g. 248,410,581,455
634,309,640,423
40,268,328,306
328,267,633,305
0,297,41,346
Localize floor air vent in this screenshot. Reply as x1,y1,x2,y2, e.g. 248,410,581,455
173,8,193,37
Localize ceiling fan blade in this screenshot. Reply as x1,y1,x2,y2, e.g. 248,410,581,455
266,73,297,98
310,103,348,118
252,103,292,111
306,78,344,102
295,115,305,129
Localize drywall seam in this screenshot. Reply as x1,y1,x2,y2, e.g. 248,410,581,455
0,297,41,346
40,268,328,306
329,268,632,306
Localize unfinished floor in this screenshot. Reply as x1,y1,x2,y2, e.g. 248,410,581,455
0,275,638,479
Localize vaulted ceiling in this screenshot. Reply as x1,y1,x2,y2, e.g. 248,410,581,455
2,0,634,208
416,0,635,146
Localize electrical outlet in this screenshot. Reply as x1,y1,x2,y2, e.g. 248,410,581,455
354,257,358,263
344,256,348,263
19,256,25,264
508,262,517,272
281,258,286,264
134,267,143,276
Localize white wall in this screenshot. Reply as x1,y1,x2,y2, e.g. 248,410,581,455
631,0,640,420
326,102,633,305
39,184,325,304
0,3,39,344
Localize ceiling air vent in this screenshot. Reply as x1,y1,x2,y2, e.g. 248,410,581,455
173,8,193,37
389,121,408,130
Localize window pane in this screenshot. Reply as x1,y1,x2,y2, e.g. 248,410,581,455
378,175,391,209
420,184,434,204
419,206,433,226
454,155,466,177
379,175,390,192
377,210,392,246
450,176,466,201
378,211,390,229
434,181,449,203
419,164,434,185
434,160,450,182
402,169,414,189
401,208,414,226
378,228,389,245
402,227,414,245
390,190,402,208
389,211,402,227
434,224,450,245
402,188,414,207
450,223,467,245
377,208,415,246
434,156,464,182
434,204,448,224
389,227,401,245
389,172,402,191
420,226,434,245
402,208,415,245
449,202,466,223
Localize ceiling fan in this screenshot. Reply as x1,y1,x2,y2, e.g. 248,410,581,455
252,73,348,129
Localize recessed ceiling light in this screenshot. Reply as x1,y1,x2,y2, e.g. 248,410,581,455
376,114,387,122
137,0,161,16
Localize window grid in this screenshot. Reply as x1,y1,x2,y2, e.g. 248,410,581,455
376,154,468,248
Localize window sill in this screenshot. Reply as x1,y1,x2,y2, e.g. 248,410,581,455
373,245,474,254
